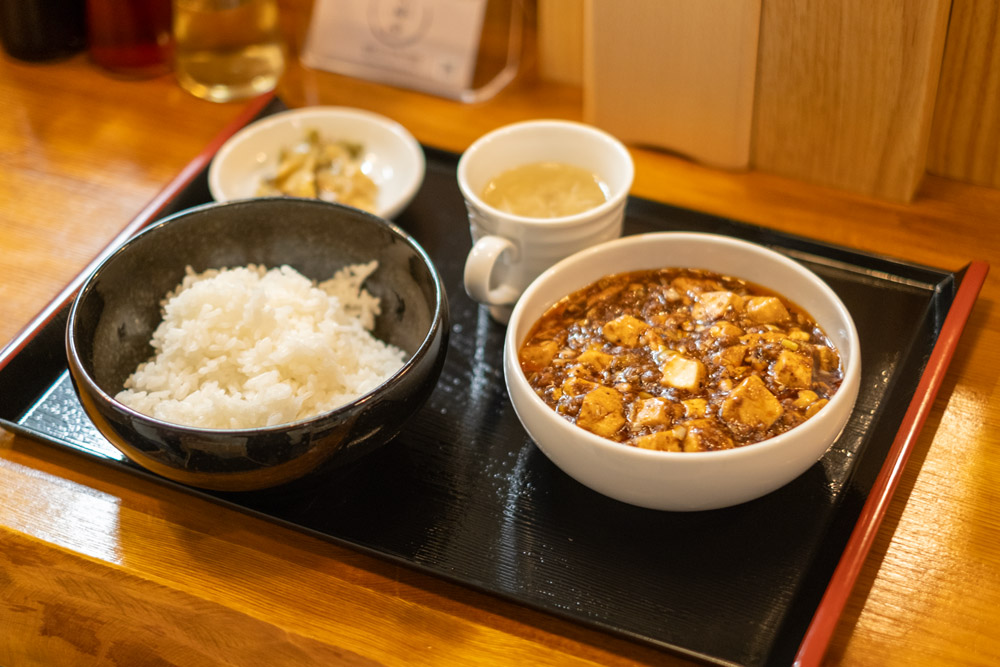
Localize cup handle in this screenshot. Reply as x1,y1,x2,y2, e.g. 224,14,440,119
464,235,522,306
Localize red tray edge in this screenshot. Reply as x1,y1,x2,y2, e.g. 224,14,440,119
794,259,990,667
0,92,276,374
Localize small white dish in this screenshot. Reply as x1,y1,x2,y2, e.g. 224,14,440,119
504,232,862,511
209,106,425,220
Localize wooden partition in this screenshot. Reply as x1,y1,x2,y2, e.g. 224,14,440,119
538,0,1000,202
581,0,761,171
752,0,950,201
927,0,1000,190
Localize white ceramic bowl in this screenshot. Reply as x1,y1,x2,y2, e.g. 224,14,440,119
503,232,862,511
209,106,425,219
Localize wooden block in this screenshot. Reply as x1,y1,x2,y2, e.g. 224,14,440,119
752,0,951,201
537,0,584,86
926,0,1000,189
582,0,761,170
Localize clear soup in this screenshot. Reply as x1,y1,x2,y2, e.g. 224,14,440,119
481,161,608,218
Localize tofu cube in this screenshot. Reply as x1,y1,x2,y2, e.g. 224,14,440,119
659,352,706,392
672,276,718,295
709,321,744,339
641,329,667,353
806,398,829,418
692,291,744,321
715,344,748,368
682,398,707,418
815,346,840,373
569,348,614,381
772,349,813,389
721,374,784,430
519,340,559,371
603,314,647,346
586,285,624,307
573,348,613,374
577,386,626,438
631,397,673,428
793,390,819,408
745,296,790,324
630,431,682,452
562,377,597,397
680,419,735,451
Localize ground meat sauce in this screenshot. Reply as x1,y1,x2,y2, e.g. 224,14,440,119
518,268,843,451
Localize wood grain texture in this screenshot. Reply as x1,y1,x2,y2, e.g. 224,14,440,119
583,0,761,169
926,0,1000,188
2,1,1000,664
537,0,584,85
752,0,951,201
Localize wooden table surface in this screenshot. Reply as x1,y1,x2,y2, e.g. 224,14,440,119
2,10,1000,666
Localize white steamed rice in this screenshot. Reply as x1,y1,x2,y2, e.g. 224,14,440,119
115,261,406,429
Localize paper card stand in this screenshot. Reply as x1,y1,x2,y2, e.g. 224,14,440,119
302,0,522,103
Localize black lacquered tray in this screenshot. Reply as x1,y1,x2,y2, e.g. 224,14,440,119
0,97,988,667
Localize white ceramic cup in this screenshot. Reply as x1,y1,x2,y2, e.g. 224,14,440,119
458,119,634,322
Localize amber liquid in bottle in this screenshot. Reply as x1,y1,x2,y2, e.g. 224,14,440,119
173,0,284,102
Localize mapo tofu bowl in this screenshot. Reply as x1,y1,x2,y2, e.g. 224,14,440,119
503,232,861,511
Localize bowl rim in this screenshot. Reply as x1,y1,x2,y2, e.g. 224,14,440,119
456,118,635,227
503,231,862,464
207,105,426,219
66,197,448,435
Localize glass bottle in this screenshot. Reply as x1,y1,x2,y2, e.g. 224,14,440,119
172,0,285,103
87,0,173,77
0,0,87,62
